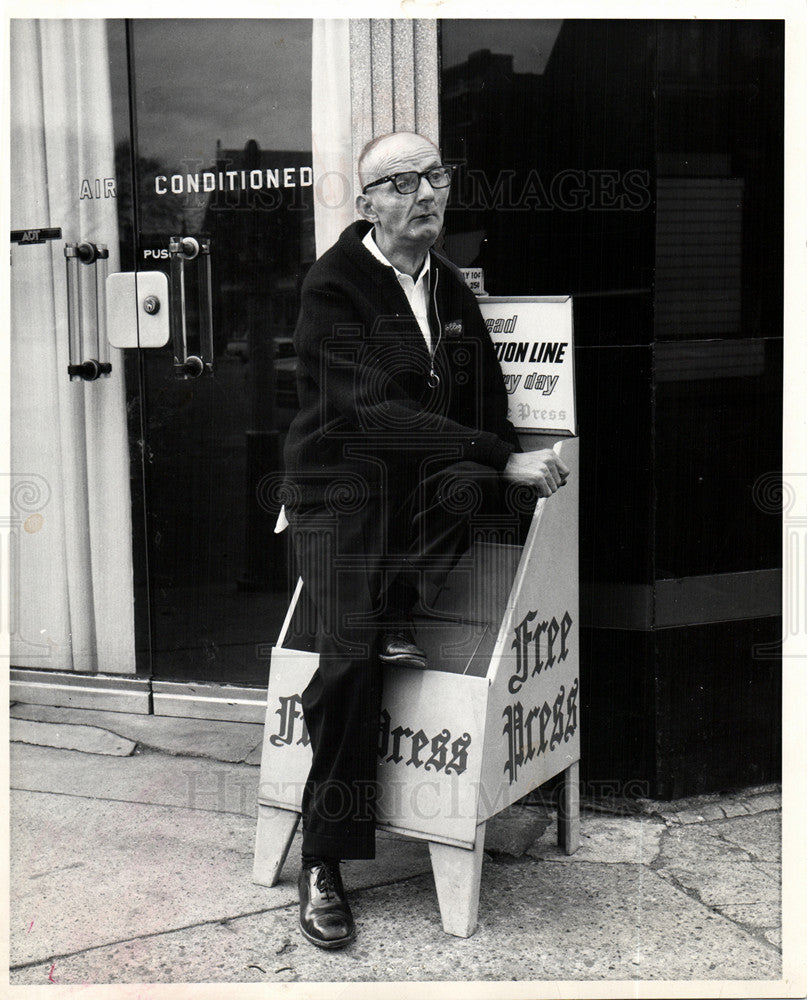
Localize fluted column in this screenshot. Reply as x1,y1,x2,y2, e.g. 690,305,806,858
313,18,440,256
350,18,439,169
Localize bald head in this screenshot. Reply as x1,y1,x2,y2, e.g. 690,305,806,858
355,131,449,274
358,132,441,191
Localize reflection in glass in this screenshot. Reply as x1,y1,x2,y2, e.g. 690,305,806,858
117,20,314,684
440,20,655,346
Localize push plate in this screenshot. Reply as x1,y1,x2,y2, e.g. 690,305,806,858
106,271,170,349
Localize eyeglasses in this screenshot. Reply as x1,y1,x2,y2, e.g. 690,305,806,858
361,165,454,195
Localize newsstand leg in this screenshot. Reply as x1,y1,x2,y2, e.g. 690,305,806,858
557,760,580,855
428,821,486,938
253,804,300,887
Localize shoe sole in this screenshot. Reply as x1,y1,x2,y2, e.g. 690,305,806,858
378,652,428,669
299,922,356,949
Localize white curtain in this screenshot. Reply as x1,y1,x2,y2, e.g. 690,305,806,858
311,19,355,258
10,19,136,673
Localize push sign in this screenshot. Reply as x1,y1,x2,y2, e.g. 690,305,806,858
141,246,170,261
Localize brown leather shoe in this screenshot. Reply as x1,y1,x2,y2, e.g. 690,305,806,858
298,860,355,949
379,627,428,669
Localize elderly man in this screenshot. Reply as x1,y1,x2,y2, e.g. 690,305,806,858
283,131,569,948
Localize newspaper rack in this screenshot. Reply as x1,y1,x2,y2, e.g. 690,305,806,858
253,431,579,937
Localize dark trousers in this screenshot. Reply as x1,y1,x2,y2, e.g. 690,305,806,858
289,460,530,859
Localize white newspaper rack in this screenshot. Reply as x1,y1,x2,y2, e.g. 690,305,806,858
253,296,579,938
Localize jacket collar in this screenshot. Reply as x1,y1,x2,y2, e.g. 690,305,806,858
361,226,431,288
337,221,447,357
338,220,447,293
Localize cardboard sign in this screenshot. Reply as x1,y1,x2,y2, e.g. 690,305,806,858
478,296,576,436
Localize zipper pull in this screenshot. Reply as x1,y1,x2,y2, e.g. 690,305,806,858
428,265,441,389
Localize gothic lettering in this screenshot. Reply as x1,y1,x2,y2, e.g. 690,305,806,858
407,729,429,769
446,732,472,775
270,694,310,747
378,707,391,759
524,705,539,762
546,616,559,669
425,729,450,772
538,701,552,757
502,703,525,782
509,608,574,691
502,679,579,784
565,678,579,741
388,724,414,765
509,608,537,694
531,619,548,676
550,686,566,751
272,699,472,777
559,611,572,662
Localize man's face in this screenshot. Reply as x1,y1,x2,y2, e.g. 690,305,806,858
357,134,449,255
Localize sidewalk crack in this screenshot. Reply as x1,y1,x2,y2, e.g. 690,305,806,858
9,904,297,973
10,871,435,974
10,786,255,819
652,865,780,955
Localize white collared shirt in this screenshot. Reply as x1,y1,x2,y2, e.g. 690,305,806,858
362,228,432,350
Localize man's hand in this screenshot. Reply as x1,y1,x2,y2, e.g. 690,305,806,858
502,449,570,497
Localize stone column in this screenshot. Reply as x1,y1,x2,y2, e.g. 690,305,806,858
350,19,440,175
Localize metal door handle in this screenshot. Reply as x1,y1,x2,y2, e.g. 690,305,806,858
64,241,111,381
169,235,214,379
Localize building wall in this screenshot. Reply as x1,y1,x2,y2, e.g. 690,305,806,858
439,19,783,796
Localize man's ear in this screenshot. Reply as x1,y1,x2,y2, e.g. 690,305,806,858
356,193,376,222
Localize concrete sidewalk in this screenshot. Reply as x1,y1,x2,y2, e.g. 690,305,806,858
9,702,783,989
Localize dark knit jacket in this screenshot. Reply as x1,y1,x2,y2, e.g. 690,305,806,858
283,220,520,511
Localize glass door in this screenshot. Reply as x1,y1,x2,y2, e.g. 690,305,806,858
114,19,313,685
